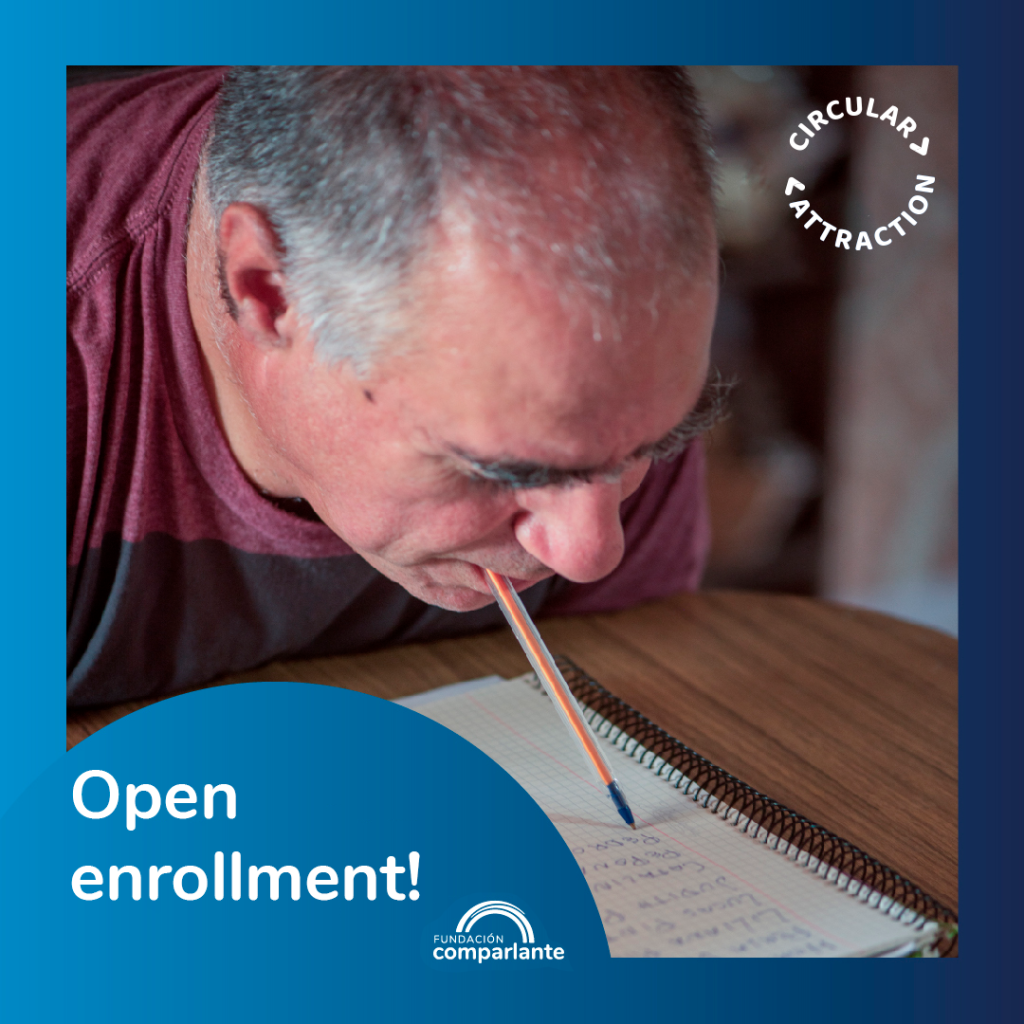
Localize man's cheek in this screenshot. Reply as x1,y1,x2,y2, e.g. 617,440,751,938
402,495,518,551
317,477,517,560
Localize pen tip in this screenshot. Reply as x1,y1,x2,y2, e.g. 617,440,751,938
630,822,637,830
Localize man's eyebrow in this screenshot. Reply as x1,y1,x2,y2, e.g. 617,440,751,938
633,369,734,463
449,370,734,490
449,451,602,489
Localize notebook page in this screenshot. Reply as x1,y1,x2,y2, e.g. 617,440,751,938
409,676,933,958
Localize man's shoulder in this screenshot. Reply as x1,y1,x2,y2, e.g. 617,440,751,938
67,67,226,293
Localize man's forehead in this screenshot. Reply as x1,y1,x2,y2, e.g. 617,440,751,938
397,218,715,372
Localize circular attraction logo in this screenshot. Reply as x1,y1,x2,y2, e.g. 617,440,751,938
784,95,935,252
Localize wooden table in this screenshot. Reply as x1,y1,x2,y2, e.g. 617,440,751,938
67,590,958,913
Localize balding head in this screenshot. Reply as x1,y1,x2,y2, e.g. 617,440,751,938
206,66,717,370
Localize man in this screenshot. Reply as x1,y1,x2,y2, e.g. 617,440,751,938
67,67,722,707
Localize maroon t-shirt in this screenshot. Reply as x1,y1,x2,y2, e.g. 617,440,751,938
67,67,710,707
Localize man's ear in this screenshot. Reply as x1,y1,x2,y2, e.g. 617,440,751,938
217,203,293,350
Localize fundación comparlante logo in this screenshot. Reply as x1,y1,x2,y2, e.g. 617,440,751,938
431,900,566,966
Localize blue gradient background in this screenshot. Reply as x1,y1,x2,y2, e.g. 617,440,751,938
4,0,1019,1018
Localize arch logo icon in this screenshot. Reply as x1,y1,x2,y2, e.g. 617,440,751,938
457,901,535,943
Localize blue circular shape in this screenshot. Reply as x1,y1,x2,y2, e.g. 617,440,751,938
1,682,608,1022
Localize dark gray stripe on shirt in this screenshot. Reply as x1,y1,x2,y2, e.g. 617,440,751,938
67,531,557,707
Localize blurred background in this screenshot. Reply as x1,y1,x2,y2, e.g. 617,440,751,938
68,66,959,635
691,66,958,635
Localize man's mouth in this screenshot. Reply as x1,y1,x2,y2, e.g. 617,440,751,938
466,563,551,595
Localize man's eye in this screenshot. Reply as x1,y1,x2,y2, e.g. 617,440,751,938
471,473,516,493
458,467,518,493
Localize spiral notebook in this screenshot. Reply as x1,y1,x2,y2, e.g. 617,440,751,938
398,658,957,958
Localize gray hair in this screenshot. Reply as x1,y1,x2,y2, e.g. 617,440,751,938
206,66,717,371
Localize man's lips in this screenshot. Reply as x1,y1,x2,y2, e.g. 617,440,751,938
466,563,551,595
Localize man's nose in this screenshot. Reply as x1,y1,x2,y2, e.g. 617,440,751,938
512,479,626,583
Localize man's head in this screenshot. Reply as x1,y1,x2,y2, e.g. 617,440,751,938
190,66,722,610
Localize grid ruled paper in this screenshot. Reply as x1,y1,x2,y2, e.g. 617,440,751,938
405,676,934,958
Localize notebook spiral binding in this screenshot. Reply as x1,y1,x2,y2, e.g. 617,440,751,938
549,654,958,958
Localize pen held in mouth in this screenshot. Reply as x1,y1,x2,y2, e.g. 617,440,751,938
483,568,637,829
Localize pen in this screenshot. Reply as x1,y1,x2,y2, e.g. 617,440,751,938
483,569,636,829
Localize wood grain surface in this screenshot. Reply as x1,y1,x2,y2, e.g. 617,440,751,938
66,590,958,911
